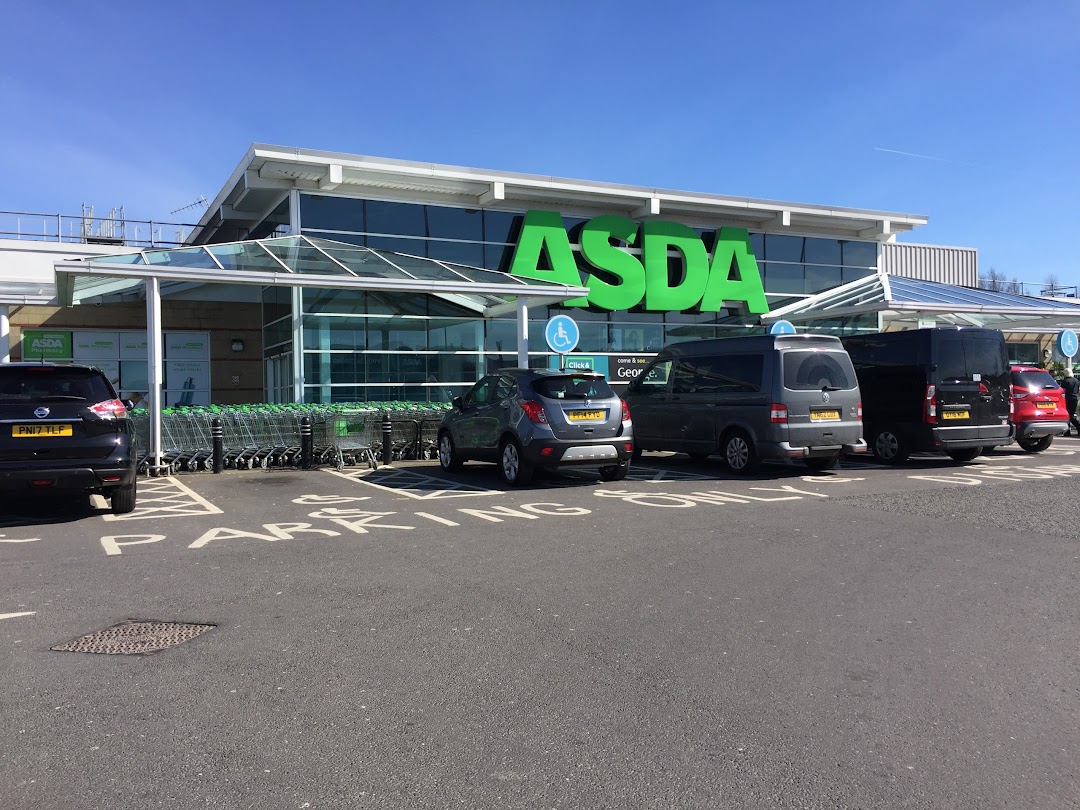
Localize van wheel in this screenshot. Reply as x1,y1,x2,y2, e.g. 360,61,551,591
981,445,996,455
722,430,760,475
947,447,982,463
804,455,839,472
599,461,629,481
1017,436,1053,453
631,445,642,461
871,428,910,465
499,438,534,486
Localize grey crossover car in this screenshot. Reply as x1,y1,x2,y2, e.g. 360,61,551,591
0,362,138,513
437,368,634,485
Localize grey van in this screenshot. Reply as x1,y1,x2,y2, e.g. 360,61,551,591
622,334,866,473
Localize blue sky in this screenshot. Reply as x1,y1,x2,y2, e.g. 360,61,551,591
1,1,1076,285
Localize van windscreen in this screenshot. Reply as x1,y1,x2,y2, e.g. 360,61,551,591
783,351,857,391
936,334,1008,382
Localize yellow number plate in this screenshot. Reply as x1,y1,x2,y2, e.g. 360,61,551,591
12,424,73,437
1035,402,1056,409
809,410,840,421
941,410,969,420
567,410,604,421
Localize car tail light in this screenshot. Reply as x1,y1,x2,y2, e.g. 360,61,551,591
621,400,631,423
923,385,937,424
1010,384,1028,399
520,400,548,424
769,403,788,423
89,399,127,420
857,401,863,421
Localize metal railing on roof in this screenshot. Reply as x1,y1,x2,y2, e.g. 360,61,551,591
977,278,1079,299
0,210,199,249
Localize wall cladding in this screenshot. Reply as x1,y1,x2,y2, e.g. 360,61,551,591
882,242,978,287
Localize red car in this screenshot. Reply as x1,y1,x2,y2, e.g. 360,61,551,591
1007,365,1070,452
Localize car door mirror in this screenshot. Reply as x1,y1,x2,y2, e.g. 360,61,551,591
123,399,136,411
452,396,464,410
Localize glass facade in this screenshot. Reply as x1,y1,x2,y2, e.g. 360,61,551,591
284,193,881,403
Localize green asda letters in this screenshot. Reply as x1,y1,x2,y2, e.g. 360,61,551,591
508,210,767,314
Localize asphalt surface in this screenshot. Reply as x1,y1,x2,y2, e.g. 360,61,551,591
2,441,1079,809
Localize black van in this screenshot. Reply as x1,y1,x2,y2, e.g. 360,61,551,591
841,327,1012,464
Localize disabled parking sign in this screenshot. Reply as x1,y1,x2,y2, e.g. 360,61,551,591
545,315,579,354
1057,329,1078,358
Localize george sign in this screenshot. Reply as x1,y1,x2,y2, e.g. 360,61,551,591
768,320,796,335
1058,329,1078,359
509,210,768,314
544,314,580,354
609,354,654,382
22,330,72,360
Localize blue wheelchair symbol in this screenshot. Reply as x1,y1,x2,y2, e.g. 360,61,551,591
545,315,580,354
1058,329,1078,359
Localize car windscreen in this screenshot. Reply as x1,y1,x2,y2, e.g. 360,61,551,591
1011,369,1059,391
783,351,857,391
0,367,115,402
532,375,615,401
936,334,1008,383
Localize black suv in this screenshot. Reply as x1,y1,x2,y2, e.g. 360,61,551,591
0,363,138,514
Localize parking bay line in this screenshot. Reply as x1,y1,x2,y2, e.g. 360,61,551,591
98,476,224,521
0,611,35,621
327,467,503,499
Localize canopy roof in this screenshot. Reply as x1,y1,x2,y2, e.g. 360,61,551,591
764,271,1080,332
54,235,588,316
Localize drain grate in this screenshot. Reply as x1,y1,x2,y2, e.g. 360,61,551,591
51,620,216,655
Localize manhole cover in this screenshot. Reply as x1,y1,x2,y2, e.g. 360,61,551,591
51,620,216,655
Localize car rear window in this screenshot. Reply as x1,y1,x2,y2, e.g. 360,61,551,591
936,333,1008,382
1011,369,1059,390
783,351,857,391
0,367,115,402
532,375,615,400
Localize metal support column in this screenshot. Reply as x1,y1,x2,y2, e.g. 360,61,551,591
289,188,305,403
0,305,9,363
146,276,164,472
516,296,529,369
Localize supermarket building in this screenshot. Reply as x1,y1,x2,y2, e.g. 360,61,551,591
2,143,1078,406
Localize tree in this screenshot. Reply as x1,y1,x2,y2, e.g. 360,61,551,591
979,267,1008,291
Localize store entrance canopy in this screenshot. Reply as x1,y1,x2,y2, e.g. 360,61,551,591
762,270,1080,332
53,235,589,473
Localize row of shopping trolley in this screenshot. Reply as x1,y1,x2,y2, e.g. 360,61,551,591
129,409,445,474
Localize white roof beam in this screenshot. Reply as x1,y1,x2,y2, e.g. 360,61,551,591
478,181,505,206
858,219,892,239
631,197,661,219
318,164,343,191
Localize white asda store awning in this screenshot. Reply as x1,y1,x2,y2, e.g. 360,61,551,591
53,234,589,474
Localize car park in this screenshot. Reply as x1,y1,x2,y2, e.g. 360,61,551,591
622,334,866,474
842,327,1013,464
0,362,138,513
437,368,633,485
1000,365,1069,452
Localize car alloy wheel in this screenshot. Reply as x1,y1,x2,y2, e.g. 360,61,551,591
438,431,461,471
499,439,533,486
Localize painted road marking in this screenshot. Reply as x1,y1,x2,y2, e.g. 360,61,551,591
101,476,223,521
0,611,35,621
328,467,502,499
0,535,39,543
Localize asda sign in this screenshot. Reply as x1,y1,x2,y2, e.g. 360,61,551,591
23,330,73,360
508,210,768,313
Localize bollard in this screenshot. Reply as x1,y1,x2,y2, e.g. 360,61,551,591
300,416,313,470
211,417,224,474
382,411,393,466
